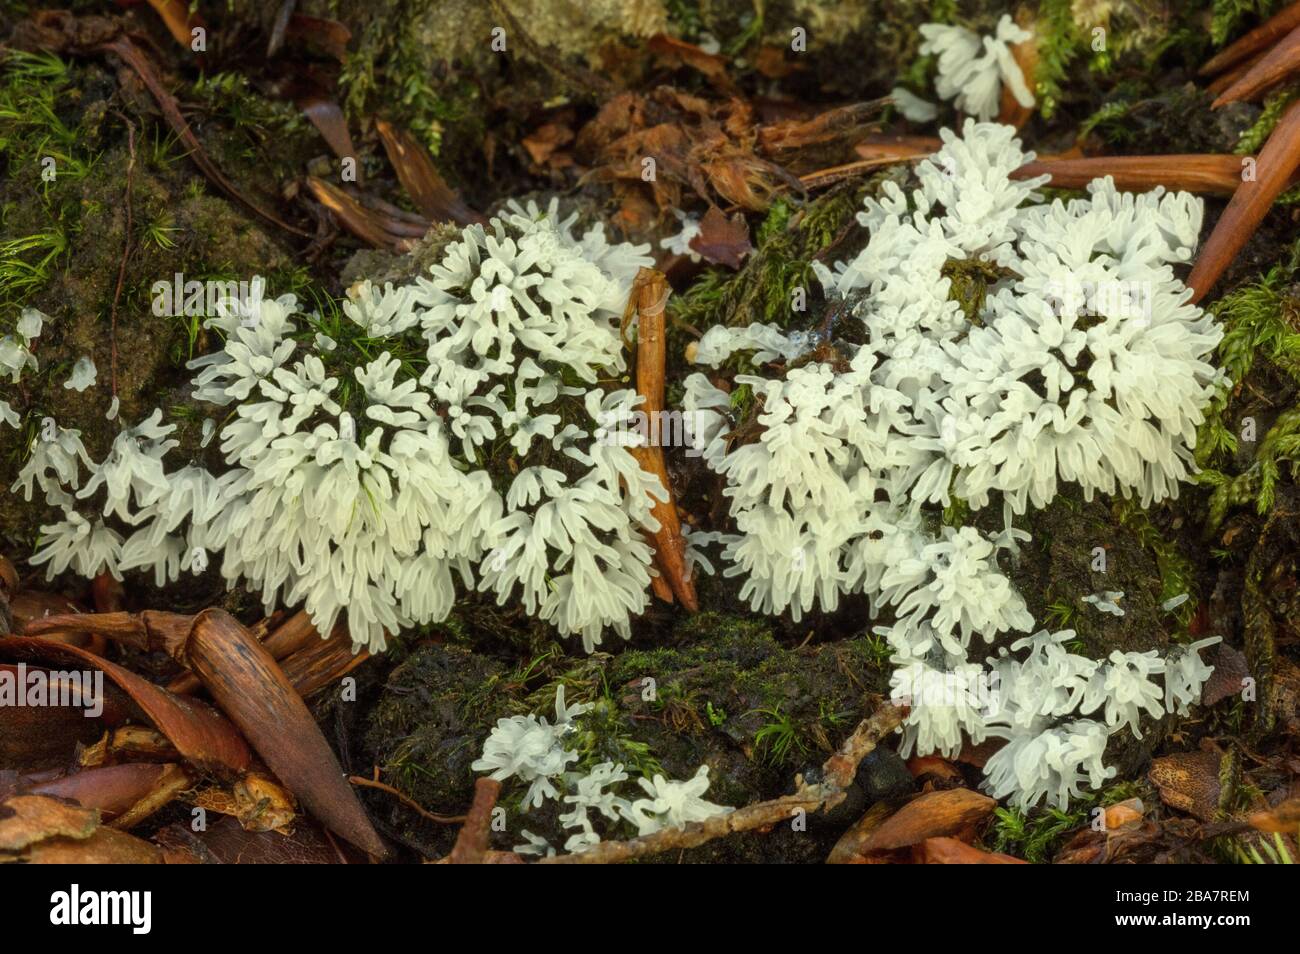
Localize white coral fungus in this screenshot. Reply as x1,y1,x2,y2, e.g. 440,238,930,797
685,121,1222,808
14,203,665,655
919,15,1035,121
472,686,730,853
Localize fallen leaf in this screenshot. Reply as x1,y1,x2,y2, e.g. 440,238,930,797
915,836,1027,863
1202,643,1251,706
1247,797,1300,832
826,801,894,863
305,176,421,251
862,788,997,853
144,0,205,51
1149,749,1224,821
1105,797,1146,831
905,756,965,784
647,34,735,92
689,205,752,269
154,815,347,864
375,118,485,225
284,14,352,63
522,122,575,166
0,794,99,852
0,662,132,771
25,763,189,826
753,45,802,79
997,16,1038,129
296,93,359,168
25,609,386,857
0,637,252,778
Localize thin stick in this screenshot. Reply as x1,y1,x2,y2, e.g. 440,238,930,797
539,702,903,863
348,775,465,825
448,778,501,864
108,112,137,398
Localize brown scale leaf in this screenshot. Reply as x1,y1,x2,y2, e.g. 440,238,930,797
689,205,752,269
860,787,997,853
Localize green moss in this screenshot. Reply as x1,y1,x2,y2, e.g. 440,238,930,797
666,180,868,355
1235,89,1300,155
1211,0,1284,46
1111,498,1198,632
988,780,1149,863
1035,0,1085,120
1196,261,1300,531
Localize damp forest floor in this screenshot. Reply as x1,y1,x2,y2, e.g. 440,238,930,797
0,1,1298,865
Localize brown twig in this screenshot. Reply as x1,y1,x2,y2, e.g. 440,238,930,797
1200,1,1300,76
1188,99,1300,302
108,112,136,398
623,268,698,612
349,775,465,825
539,701,902,863
1212,23,1300,106
448,778,501,864
100,36,311,238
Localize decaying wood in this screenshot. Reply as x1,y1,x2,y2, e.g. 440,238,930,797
538,701,903,863
623,268,699,612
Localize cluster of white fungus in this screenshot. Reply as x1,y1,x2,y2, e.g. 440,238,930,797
473,686,731,854
13,202,668,655
919,15,1035,121
682,121,1223,808
1,307,43,428
7,119,1229,815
